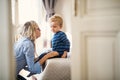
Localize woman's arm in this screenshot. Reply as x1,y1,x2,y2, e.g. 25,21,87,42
24,42,41,74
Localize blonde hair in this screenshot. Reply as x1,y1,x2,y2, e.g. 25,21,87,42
20,20,38,41
49,15,63,28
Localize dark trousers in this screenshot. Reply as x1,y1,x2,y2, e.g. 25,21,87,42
35,52,62,63
16,75,26,80
35,52,62,70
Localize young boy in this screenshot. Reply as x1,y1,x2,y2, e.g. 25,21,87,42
35,15,70,65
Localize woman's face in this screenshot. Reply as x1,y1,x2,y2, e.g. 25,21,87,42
35,26,41,38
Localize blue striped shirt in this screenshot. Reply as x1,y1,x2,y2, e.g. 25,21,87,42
51,31,70,56
14,37,41,75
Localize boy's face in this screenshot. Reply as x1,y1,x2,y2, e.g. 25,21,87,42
50,22,61,33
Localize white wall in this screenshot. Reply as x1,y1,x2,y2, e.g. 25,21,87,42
55,0,72,33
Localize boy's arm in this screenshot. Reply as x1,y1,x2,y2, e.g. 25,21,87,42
61,51,67,58
60,33,70,58
60,32,70,52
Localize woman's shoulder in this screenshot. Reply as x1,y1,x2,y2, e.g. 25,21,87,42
23,38,34,46
17,37,33,47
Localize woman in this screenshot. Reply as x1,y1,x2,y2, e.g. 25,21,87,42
14,21,41,80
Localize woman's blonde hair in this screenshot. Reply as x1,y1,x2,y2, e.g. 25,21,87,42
20,20,38,41
49,15,63,28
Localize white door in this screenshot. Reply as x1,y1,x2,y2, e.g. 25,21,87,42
71,0,120,80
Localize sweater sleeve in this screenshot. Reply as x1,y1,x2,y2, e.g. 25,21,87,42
60,32,70,52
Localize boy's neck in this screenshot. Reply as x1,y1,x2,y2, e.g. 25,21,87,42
56,30,61,33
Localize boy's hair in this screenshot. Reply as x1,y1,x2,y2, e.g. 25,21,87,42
49,15,63,28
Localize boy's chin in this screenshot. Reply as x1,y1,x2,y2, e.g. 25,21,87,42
52,31,56,33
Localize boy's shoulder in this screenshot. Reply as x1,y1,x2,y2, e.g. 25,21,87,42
58,31,65,35
54,31,66,37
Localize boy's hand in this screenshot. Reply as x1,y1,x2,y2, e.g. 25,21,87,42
61,51,67,58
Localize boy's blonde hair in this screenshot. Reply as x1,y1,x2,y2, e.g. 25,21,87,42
20,20,38,41
49,15,63,28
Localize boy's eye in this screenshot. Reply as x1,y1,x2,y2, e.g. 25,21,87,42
53,26,57,28
51,26,57,28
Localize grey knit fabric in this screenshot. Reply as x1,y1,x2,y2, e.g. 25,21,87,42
39,58,71,80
